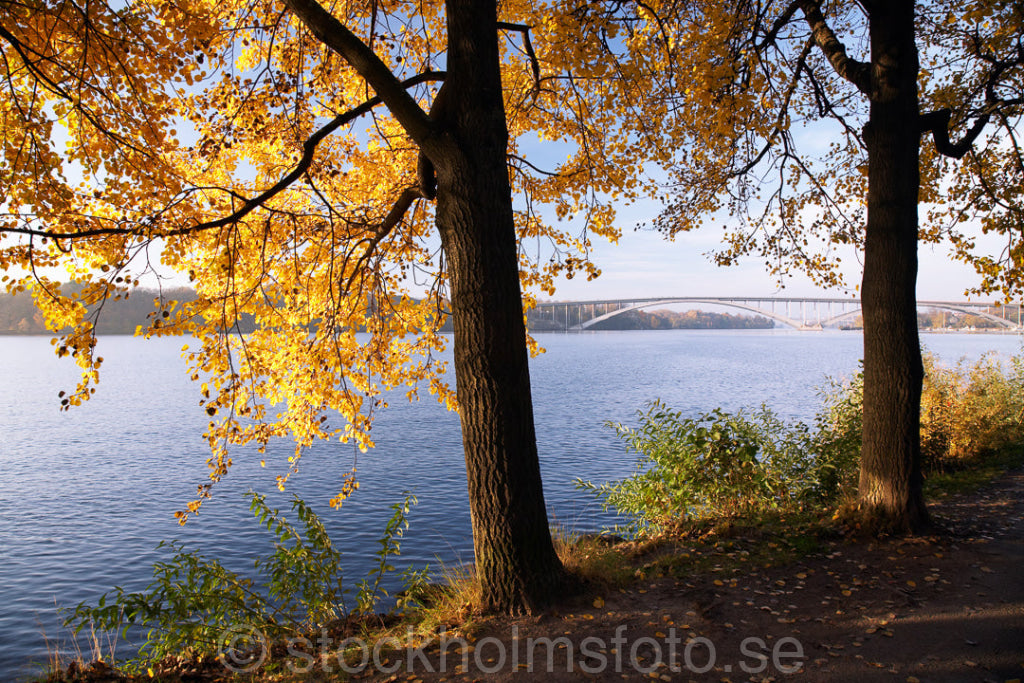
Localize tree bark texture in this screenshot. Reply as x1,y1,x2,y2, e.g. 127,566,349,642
429,0,567,613
858,0,931,533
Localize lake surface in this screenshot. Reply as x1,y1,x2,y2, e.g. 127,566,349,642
1,329,1020,680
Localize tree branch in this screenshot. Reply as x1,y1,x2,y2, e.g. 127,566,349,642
508,153,567,178
343,186,424,293
919,109,989,159
496,21,541,97
754,0,802,52
732,37,815,179
796,0,871,95
0,22,143,154
181,70,443,236
283,0,435,145
3,72,445,242
922,39,1024,159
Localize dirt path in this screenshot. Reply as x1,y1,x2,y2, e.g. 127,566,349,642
355,471,1024,683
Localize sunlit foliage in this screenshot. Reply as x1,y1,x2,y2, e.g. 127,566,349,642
0,0,665,517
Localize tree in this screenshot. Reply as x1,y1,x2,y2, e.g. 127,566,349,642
0,0,652,613
585,0,1023,532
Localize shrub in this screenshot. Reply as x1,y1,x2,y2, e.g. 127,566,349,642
920,351,1024,468
579,348,1024,538
809,368,863,501
65,490,420,667
576,402,843,537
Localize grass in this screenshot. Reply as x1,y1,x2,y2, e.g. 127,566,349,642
36,619,119,683
398,562,482,636
552,530,638,587
924,444,1024,498
566,507,834,587
548,435,1024,598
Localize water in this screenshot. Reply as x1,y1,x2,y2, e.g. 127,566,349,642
0,329,1019,679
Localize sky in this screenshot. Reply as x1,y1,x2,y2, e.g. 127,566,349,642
515,121,1014,307
536,204,1008,306
30,195,1002,307
8,162,1002,307
11,81,1010,309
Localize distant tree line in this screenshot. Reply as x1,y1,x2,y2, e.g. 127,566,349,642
0,286,203,335
587,308,774,331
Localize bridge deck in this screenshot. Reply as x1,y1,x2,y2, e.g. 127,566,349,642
529,297,1022,331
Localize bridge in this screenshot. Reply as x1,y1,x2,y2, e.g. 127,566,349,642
528,297,1024,331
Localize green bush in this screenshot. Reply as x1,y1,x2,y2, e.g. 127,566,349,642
579,348,1024,538
576,401,853,537
65,490,420,667
809,369,863,501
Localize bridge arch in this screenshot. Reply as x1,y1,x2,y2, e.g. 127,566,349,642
822,302,1018,329
576,298,810,330
533,297,1020,331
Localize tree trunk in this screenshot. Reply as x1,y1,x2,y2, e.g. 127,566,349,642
429,0,567,613
858,1,931,533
